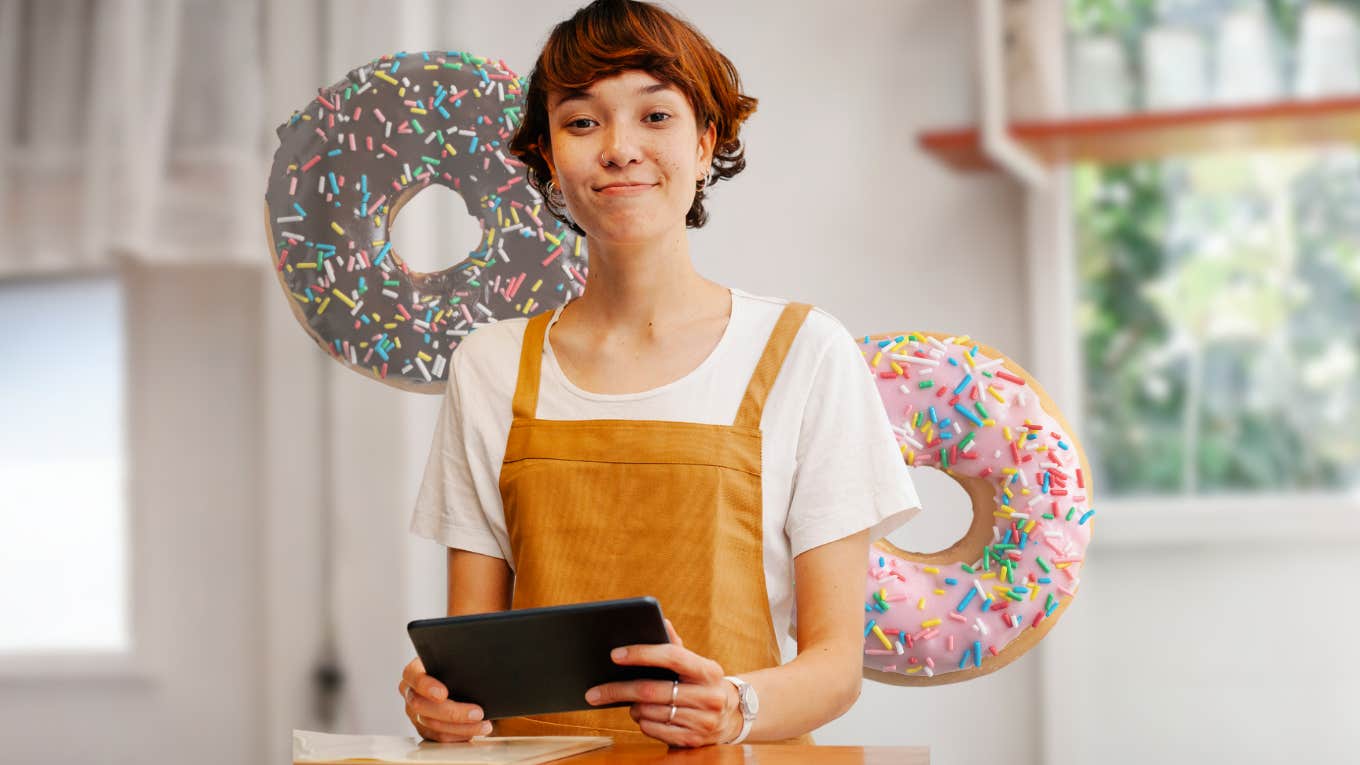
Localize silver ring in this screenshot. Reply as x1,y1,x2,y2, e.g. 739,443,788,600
670,679,679,704
667,704,677,723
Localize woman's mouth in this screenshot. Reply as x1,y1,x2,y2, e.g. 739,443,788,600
596,183,655,196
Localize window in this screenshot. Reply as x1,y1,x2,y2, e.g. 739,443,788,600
1068,0,1360,499
0,275,129,653
1075,149,1360,497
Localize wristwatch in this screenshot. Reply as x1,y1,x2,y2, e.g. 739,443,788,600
722,675,758,744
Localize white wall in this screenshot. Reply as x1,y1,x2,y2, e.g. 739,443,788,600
1040,539,1360,765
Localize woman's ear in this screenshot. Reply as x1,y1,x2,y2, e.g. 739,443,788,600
538,142,557,182
697,121,717,170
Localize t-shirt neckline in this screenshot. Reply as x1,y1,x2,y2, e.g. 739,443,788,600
542,286,744,402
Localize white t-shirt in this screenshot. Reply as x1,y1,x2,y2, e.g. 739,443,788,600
410,286,921,659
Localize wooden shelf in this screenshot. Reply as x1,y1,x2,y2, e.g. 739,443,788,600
920,95,1360,171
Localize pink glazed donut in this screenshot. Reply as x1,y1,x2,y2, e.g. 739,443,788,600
858,331,1094,684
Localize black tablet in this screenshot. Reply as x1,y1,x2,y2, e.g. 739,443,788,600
407,596,678,720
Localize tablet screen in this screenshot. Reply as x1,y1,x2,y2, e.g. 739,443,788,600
407,596,678,719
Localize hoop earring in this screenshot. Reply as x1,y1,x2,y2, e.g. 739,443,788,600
545,178,566,207
542,177,579,231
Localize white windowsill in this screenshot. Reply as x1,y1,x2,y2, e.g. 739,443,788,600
1091,491,1360,547
0,650,161,685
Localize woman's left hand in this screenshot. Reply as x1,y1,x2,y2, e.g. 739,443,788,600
584,618,741,748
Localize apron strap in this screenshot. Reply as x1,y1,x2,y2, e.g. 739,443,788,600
511,310,554,420
733,302,813,430
513,301,813,426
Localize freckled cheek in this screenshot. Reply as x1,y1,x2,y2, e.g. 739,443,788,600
659,158,690,188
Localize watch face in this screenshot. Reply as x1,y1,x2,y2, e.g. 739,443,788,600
741,684,759,716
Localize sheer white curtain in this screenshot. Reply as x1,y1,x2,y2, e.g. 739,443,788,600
0,0,465,277
0,0,485,753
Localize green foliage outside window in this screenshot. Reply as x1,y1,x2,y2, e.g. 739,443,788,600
1068,0,1360,497
1074,150,1360,497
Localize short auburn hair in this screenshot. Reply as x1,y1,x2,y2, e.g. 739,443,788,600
507,0,758,236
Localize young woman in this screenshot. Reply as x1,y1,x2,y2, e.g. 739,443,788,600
399,0,919,748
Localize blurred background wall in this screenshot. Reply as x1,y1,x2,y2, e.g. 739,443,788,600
1,1,1357,764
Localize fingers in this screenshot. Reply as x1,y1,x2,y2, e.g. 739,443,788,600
400,657,448,702
399,656,487,741
610,642,722,683
624,692,728,749
414,714,494,743
406,690,485,723
629,701,715,729
635,716,711,749
587,678,724,709
404,687,490,742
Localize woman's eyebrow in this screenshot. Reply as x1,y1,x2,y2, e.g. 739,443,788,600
554,82,675,109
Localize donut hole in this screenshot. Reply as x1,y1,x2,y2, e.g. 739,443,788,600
386,183,484,275
881,466,979,557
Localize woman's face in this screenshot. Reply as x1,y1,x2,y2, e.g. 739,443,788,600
544,69,716,245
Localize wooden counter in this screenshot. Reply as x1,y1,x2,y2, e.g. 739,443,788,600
559,743,929,764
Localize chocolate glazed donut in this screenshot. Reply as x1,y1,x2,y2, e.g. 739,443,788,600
264,50,588,392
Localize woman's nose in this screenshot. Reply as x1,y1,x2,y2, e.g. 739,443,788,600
600,123,643,167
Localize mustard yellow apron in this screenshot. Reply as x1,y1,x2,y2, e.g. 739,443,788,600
492,301,815,745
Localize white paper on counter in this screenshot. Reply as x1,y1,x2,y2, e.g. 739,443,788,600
291,730,612,764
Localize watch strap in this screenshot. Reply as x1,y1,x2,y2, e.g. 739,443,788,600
722,675,754,745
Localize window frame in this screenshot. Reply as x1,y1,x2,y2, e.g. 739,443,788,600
1029,176,1360,547
0,269,161,683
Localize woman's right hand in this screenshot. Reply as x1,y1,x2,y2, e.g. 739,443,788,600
399,656,493,742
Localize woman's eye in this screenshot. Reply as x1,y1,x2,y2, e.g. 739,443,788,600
565,113,668,129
